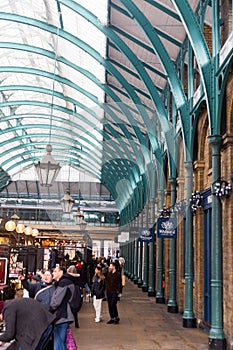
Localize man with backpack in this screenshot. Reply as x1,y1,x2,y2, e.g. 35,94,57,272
50,266,79,350
66,265,83,328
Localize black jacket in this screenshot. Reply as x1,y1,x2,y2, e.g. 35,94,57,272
93,276,105,299
0,298,55,350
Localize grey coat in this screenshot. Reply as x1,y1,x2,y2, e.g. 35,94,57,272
0,298,55,350
49,273,76,325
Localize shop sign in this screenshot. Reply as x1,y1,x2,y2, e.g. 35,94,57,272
157,217,177,238
139,227,154,242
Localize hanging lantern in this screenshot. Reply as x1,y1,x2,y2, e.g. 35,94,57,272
74,207,84,224
35,144,61,187
32,228,39,237
24,226,33,236
60,189,75,213
16,223,25,234
74,207,87,230
5,220,16,232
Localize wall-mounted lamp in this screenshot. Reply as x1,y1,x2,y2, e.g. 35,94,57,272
173,201,187,215
212,179,231,199
159,206,170,218
190,191,203,214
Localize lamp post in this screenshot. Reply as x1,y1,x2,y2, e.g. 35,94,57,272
35,144,61,187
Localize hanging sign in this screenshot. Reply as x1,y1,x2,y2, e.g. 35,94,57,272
157,217,177,238
139,227,154,242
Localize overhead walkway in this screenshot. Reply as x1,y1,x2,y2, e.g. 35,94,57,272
74,278,209,350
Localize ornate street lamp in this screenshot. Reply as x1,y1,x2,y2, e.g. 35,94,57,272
212,179,232,199
60,188,75,213
159,206,170,217
173,201,187,216
35,144,61,187
189,191,203,214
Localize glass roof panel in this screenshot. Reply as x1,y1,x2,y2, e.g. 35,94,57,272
0,0,108,179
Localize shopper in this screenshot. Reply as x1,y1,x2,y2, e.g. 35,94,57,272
67,265,83,328
19,270,54,299
92,265,105,323
34,271,55,310
50,266,75,350
0,297,55,350
105,261,122,324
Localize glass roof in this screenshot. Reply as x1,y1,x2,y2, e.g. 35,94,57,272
0,0,108,180
0,0,220,218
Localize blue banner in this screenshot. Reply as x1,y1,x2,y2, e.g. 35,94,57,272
157,217,177,238
139,227,154,242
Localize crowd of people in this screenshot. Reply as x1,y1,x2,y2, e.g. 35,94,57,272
0,254,125,350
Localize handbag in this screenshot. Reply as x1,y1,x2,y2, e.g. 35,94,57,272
66,326,77,350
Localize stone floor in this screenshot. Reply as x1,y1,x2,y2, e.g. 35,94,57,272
73,278,209,350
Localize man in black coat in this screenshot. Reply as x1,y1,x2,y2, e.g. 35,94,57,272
0,297,55,350
105,261,122,324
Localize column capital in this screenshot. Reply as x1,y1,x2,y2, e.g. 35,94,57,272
208,134,222,153
184,160,193,171
168,177,177,187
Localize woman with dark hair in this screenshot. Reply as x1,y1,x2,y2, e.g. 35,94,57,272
92,266,105,323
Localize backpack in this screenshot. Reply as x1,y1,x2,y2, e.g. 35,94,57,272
69,284,83,313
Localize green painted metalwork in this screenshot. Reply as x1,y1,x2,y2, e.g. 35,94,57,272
118,1,186,108
156,189,165,303
137,239,143,286
183,162,196,324
0,13,156,161
208,133,224,342
133,238,139,282
0,72,149,214
0,8,167,221
142,204,149,291
167,178,178,313
57,0,174,156
171,1,212,126
144,0,181,21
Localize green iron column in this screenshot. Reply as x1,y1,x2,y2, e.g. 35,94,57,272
148,199,155,297
137,212,143,286
142,204,149,292
208,135,226,349
127,240,131,276
167,178,178,313
183,161,196,327
133,237,139,283
138,239,143,287
156,190,165,303
130,239,134,280
130,217,137,280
